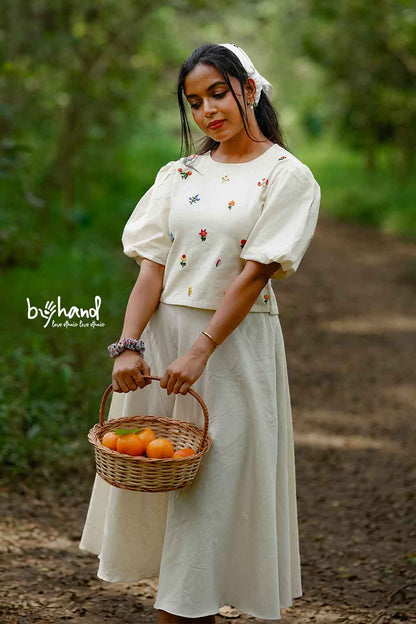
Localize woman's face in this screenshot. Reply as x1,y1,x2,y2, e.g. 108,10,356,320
184,63,254,143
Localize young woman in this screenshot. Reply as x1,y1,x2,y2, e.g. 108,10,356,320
80,42,321,623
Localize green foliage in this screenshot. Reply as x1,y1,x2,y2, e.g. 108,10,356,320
0,0,235,273
0,137,46,267
279,0,416,171
0,347,91,480
300,135,416,240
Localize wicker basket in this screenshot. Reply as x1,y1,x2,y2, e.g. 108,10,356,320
88,375,212,492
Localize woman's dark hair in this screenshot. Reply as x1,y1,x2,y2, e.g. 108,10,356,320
177,43,289,157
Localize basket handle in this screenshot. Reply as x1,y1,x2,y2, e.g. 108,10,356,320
99,376,210,454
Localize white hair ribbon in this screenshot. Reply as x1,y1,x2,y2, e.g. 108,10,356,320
218,43,273,106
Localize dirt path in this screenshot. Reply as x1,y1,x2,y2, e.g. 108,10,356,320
1,213,416,624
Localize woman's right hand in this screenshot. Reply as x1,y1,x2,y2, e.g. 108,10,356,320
112,350,152,393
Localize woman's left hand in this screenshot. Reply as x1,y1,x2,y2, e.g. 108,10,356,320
160,350,209,395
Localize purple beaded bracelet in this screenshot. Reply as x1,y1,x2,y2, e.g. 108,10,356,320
108,337,145,359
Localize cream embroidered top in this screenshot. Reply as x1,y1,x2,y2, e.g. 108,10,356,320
122,143,321,315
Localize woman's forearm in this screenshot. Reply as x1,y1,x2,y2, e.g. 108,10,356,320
189,260,281,359
119,259,165,341
158,260,281,395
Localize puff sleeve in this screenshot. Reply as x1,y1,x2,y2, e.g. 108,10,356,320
122,161,175,266
240,162,321,279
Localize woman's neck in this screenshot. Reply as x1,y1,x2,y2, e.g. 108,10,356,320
210,132,274,164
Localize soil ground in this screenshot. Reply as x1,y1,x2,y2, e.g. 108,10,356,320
1,212,416,623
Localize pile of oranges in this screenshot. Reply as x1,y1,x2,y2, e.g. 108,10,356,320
101,426,196,460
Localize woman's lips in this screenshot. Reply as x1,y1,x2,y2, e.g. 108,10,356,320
208,120,225,130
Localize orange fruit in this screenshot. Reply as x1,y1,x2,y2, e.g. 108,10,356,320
101,431,119,450
116,433,146,456
146,438,175,459
173,448,196,459
136,427,156,449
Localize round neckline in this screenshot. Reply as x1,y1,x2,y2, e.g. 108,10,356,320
208,143,277,165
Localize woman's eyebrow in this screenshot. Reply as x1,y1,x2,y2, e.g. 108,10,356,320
185,81,228,99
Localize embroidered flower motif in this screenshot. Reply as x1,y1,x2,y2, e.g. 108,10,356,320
278,156,287,161
180,254,187,267
216,258,222,267
199,228,207,241
170,232,174,242
189,194,200,204
263,293,270,305
227,200,235,210
221,174,230,183
240,239,247,248
188,286,192,296
257,177,269,188
178,167,192,180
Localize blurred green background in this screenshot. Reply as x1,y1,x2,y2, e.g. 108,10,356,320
1,0,415,485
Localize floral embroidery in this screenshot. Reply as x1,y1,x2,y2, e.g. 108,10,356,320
257,177,269,188
221,174,230,183
199,228,207,241
216,258,222,267
178,167,192,180
188,286,192,296
227,200,235,210
263,293,270,305
189,194,200,204
278,156,287,161
240,239,247,248
170,232,174,242
180,254,187,267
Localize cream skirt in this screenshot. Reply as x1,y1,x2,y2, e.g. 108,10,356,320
79,302,302,619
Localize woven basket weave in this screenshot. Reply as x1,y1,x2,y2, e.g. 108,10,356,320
88,375,212,492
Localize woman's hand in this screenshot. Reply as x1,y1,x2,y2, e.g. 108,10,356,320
160,350,209,395
112,350,152,393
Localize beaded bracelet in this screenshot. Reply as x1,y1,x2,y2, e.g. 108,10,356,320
108,337,145,359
